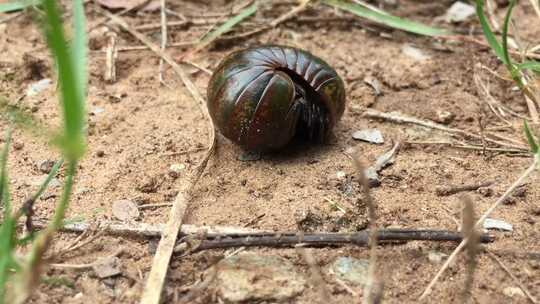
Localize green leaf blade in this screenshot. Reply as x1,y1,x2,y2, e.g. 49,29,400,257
323,0,451,37
0,0,38,13
0,129,17,303
524,120,539,154
41,0,86,160
71,0,88,100
501,0,516,70
516,60,540,72
195,2,258,51
475,0,506,64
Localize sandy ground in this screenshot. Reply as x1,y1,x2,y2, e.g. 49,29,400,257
0,0,539,303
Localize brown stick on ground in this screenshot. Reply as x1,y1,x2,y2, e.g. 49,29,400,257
435,181,494,196
104,30,117,83
363,109,528,151
405,140,528,154
158,0,167,85
32,219,262,237
94,7,216,304
174,229,495,253
353,155,381,304
297,248,332,302
461,195,480,303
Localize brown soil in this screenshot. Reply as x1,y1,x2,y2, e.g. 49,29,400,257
1,1,539,303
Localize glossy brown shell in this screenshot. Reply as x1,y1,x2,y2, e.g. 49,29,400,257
207,45,346,151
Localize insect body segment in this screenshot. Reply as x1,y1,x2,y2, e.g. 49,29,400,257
207,45,346,151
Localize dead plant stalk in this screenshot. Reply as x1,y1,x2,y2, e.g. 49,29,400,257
419,155,539,300
353,156,380,304
93,7,216,304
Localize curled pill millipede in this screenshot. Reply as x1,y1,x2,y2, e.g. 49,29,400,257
207,45,346,152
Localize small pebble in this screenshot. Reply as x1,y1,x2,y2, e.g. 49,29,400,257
209,254,305,302
91,107,105,115
502,286,525,299
352,128,384,144
428,251,448,264
512,186,527,198
168,163,185,178
96,150,105,157
137,176,160,193
112,199,140,222
13,141,24,150
92,256,122,279
329,257,369,286
26,78,52,96
401,44,431,61
477,187,493,197
434,110,455,124
483,218,513,232
345,147,355,155
38,159,56,174
444,1,476,23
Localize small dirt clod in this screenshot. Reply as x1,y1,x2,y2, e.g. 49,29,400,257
112,199,140,222
38,159,56,174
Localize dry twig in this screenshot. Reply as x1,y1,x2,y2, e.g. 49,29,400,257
405,140,527,154
94,7,217,304
420,156,539,300
47,229,105,260
174,229,494,253
530,0,540,19
49,247,124,270
297,247,331,303
104,30,117,83
138,203,173,209
474,67,514,126
158,0,167,85
487,251,538,304
364,109,528,151
461,195,479,303
352,156,380,304
32,219,260,239
89,0,150,31
435,181,493,196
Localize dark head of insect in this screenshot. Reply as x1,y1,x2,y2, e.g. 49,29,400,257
207,45,346,152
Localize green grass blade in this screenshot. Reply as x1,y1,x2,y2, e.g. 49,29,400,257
524,120,539,154
0,98,59,144
0,128,12,214
61,216,85,227
41,0,86,160
194,2,257,52
0,0,38,13
475,0,506,64
30,159,63,203
50,161,76,229
516,60,540,72
0,216,18,303
323,0,450,37
501,0,516,70
71,0,87,100
0,129,16,304
13,160,78,304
